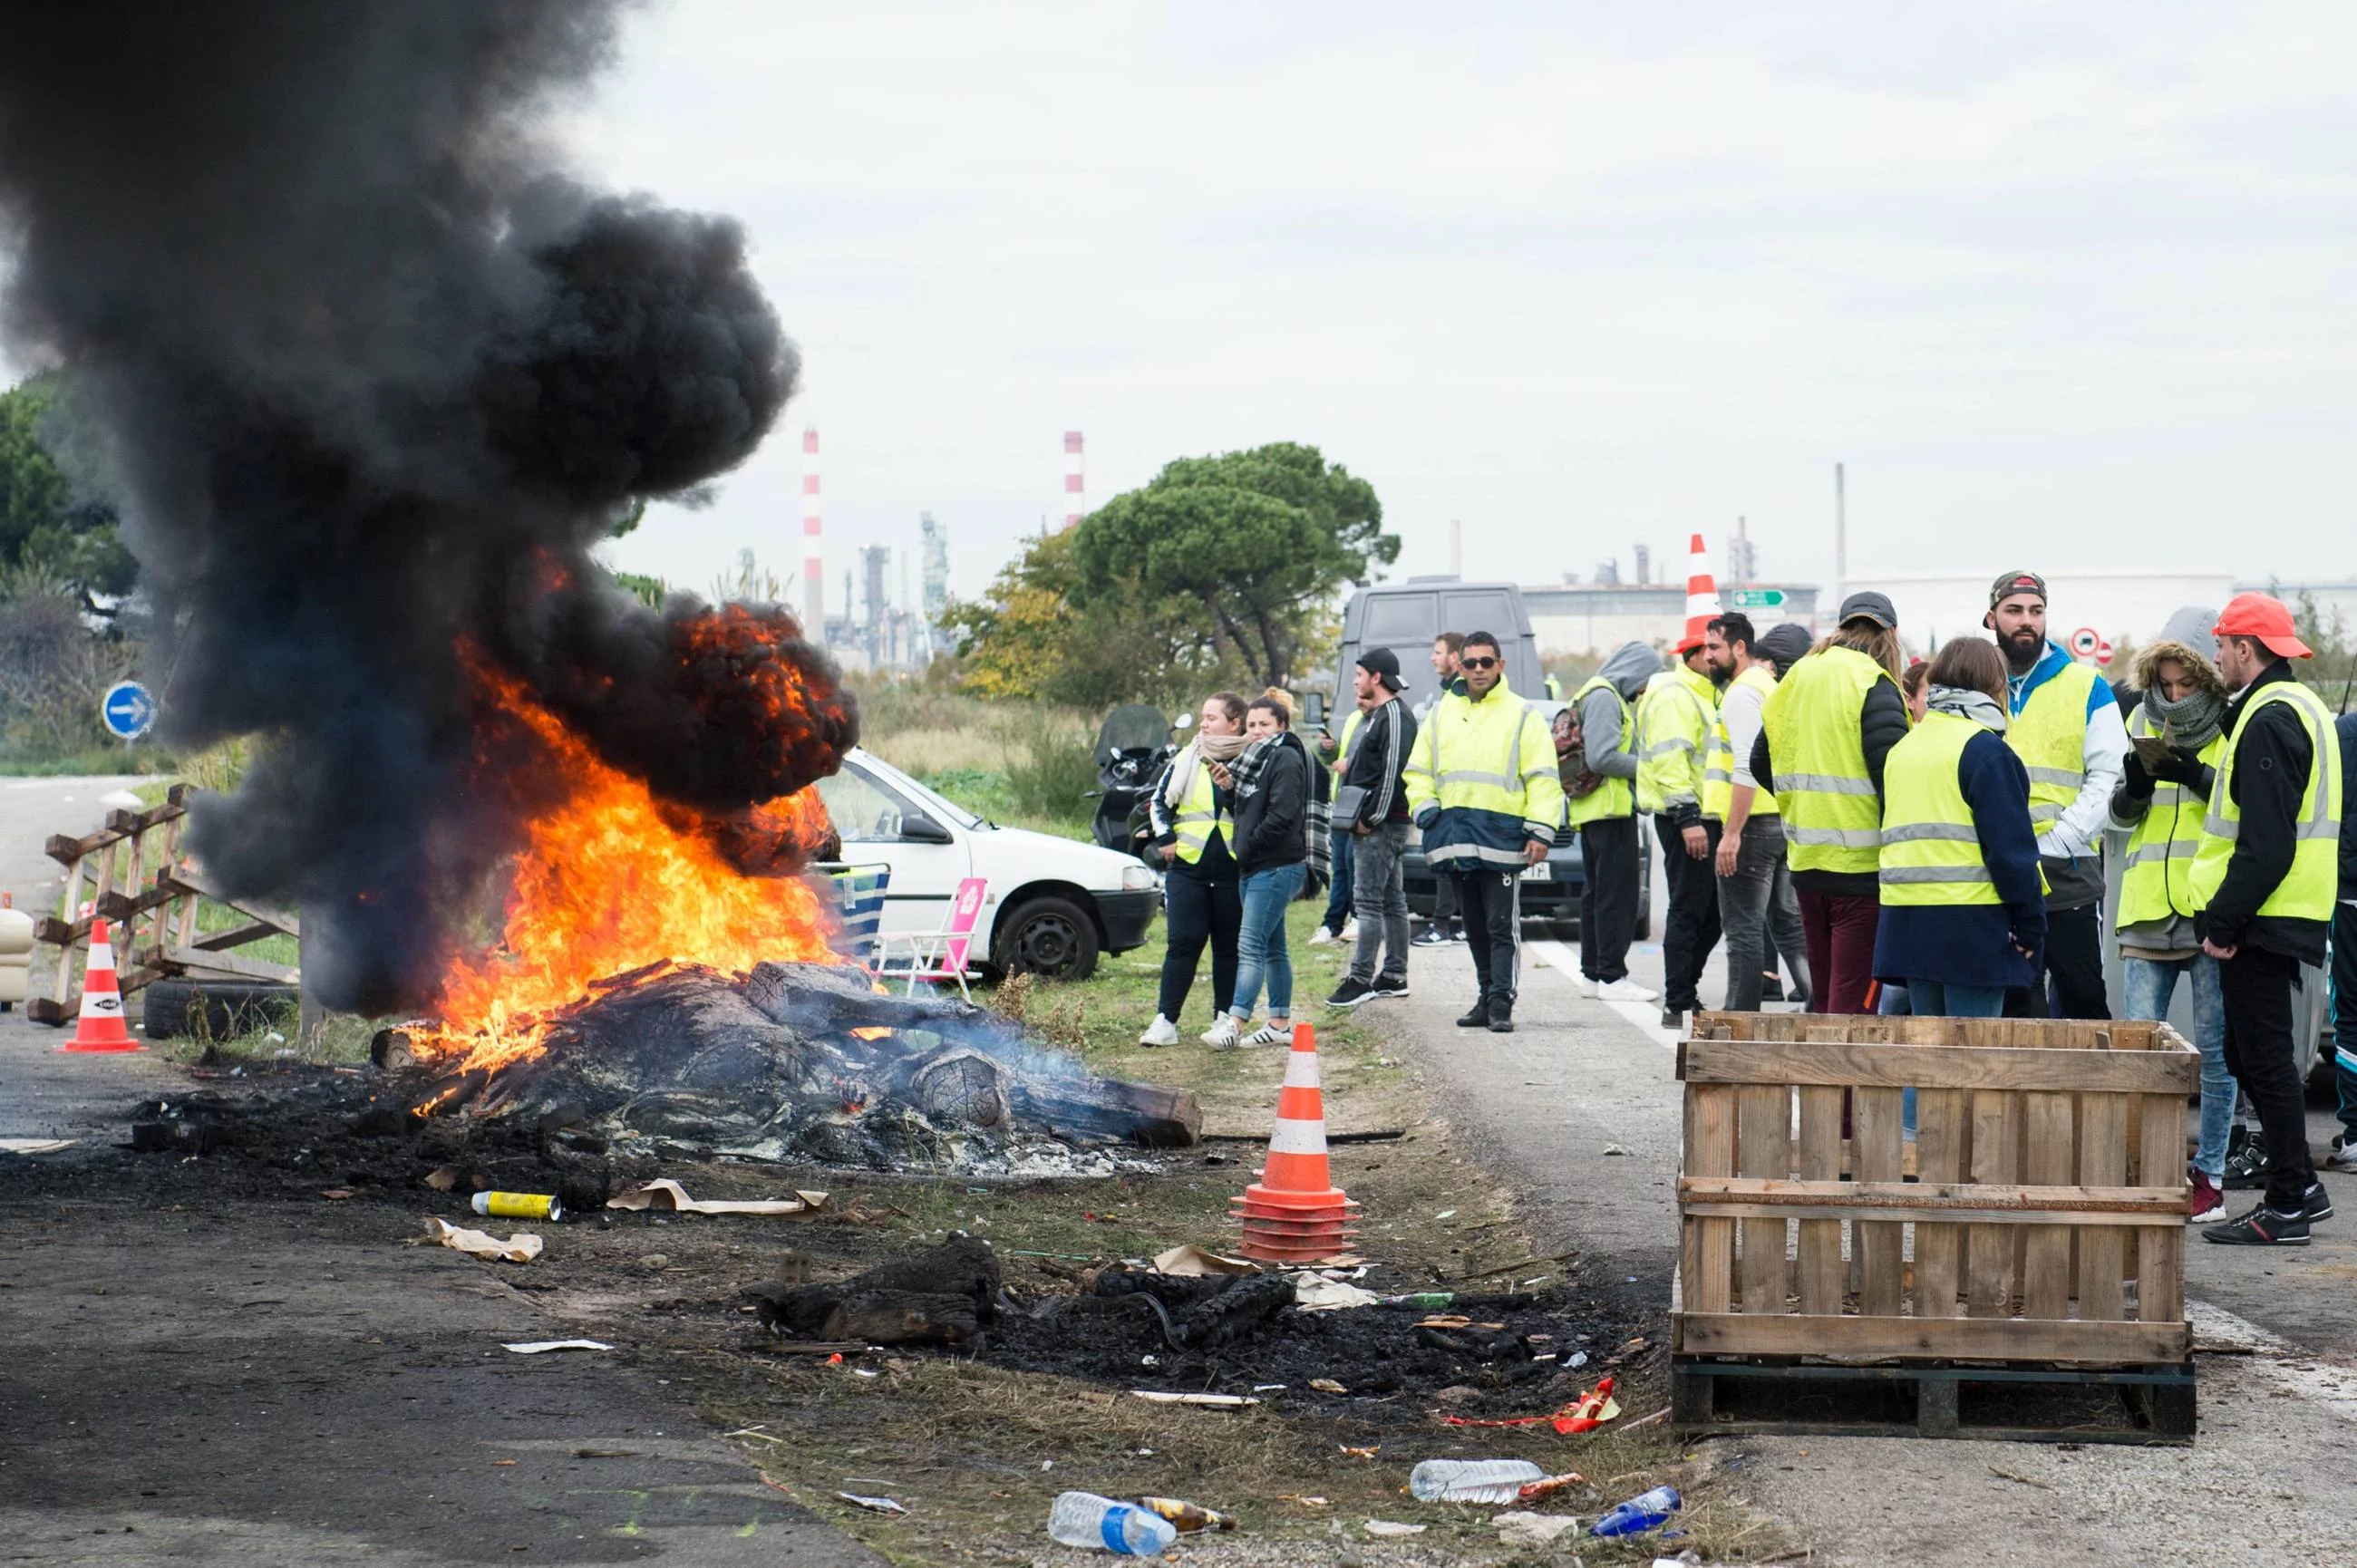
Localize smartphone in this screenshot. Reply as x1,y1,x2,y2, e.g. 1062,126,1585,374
2130,734,2176,768
1305,692,1327,731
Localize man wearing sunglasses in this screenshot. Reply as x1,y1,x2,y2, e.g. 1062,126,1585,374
1404,631,1566,1032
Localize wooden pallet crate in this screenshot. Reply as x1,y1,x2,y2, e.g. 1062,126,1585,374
1672,1011,2197,1377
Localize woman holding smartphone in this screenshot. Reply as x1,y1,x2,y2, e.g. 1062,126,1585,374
1207,694,1312,1047
1139,692,1248,1046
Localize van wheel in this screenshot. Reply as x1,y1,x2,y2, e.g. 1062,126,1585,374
994,895,1101,982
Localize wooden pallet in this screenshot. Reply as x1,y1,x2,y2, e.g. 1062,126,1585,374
1672,1354,2196,1443
1672,1011,2198,1408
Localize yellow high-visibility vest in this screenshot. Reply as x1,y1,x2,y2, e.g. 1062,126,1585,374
2189,681,2342,921
2117,707,2227,925
1702,664,1780,821
1329,707,1364,777
1402,677,1567,856
2006,662,2099,837
1878,710,2004,906
1760,645,1898,876
1636,664,1716,814
1564,673,1634,826
1169,757,1225,866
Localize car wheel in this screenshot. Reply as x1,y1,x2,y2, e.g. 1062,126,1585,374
994,895,1101,982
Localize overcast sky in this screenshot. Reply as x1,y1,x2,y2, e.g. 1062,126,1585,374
24,3,2357,612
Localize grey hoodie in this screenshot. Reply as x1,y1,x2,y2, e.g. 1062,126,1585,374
1580,640,1662,783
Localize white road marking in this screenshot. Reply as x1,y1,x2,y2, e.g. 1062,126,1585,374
1527,940,1680,1049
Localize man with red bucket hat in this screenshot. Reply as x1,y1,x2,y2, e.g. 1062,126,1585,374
2195,593,2343,1246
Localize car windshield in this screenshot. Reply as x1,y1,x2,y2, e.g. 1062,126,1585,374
850,750,986,830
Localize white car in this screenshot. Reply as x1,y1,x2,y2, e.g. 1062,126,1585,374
811,749,1160,982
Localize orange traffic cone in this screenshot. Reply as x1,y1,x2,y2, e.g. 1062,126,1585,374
1230,1022,1359,1263
1673,531,1722,655
59,918,141,1053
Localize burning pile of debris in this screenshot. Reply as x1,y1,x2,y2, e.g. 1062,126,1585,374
371,960,1199,1171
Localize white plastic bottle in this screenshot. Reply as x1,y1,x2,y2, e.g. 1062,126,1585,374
1407,1457,1548,1504
1046,1492,1179,1555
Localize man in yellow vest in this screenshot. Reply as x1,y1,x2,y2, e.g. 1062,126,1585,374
1404,631,1565,1033
1706,612,1808,1011
2195,593,2342,1246
1567,641,1658,1002
1639,628,1722,1030
1988,570,2128,1019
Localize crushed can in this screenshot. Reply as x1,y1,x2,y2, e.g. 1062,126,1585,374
472,1190,563,1223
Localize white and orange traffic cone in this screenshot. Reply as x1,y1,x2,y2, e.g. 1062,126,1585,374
1230,1022,1359,1264
1673,531,1722,654
59,918,141,1054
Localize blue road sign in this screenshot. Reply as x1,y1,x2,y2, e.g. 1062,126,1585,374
100,680,156,741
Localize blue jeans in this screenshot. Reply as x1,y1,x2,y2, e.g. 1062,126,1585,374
2122,953,2231,1179
1232,862,1306,1021
1904,979,2007,1017
1320,828,1355,933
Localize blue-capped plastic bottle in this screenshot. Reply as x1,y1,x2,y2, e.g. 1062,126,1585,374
1047,1492,1178,1555
1590,1485,1681,1537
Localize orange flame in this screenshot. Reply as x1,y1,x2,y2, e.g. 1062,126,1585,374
417,660,840,1076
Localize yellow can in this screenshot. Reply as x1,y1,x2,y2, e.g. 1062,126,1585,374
471,1190,563,1223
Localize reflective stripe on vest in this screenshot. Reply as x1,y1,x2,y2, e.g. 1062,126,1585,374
2007,661,2097,830
2189,681,2343,920
1702,664,1780,821
2117,707,2226,925
1636,666,1715,814
1564,674,1634,825
1169,760,1224,865
1878,709,2003,906
1760,644,1898,875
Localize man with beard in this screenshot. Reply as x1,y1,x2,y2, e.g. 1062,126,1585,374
1638,624,1724,1030
1987,570,2128,1018
1706,612,1807,1011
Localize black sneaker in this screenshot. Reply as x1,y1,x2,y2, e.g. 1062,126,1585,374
1372,974,1411,999
1660,1005,1685,1031
1324,978,1375,1010
1411,928,1453,948
1760,974,1786,1003
2223,1129,2270,1190
2304,1181,2335,1223
1456,1001,1490,1028
1487,1000,1515,1034
2202,1204,2311,1246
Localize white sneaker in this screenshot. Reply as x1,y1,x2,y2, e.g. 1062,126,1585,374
1200,1015,1240,1049
1340,919,1360,942
1307,926,1338,947
1241,1021,1289,1047
1597,977,1660,1003
1138,1014,1179,1047
1577,978,1601,999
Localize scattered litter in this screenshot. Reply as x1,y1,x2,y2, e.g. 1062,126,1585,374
1277,1495,1328,1508
1376,1291,1454,1309
1308,1378,1349,1394
1497,1512,1584,1548
838,1492,907,1515
1138,1496,1236,1533
606,1178,827,1216
1253,1384,1286,1393
1047,1493,1174,1554
1339,1446,1379,1459
1591,1485,1681,1538
473,1190,562,1222
1409,1458,1547,1504
318,1187,356,1200
1432,1208,1458,1221
0,1139,75,1155
1363,1520,1426,1538
422,1166,462,1192
1601,1143,1629,1157
1289,1273,1380,1312
1438,1376,1618,1433
1566,1350,1589,1370
420,1217,540,1263
1151,1244,1259,1277
1989,1466,2054,1490
1129,1391,1257,1408
1140,1354,1160,1368
501,1339,613,1355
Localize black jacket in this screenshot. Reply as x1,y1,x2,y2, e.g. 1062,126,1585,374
2340,711,2357,898
1749,674,1911,897
1337,697,1416,828
2195,662,2328,967
1233,731,1310,876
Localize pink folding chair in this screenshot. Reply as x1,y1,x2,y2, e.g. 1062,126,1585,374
874,877,988,1000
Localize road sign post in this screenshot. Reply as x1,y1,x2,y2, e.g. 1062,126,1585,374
99,681,156,744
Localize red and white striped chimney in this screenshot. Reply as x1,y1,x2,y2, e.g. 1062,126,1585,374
1062,431,1085,529
801,427,823,628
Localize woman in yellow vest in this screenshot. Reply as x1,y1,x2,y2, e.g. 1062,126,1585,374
1139,692,1247,1046
1871,639,2045,1017
2108,613,2236,1221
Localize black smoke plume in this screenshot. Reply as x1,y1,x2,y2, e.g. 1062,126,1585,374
0,3,855,1013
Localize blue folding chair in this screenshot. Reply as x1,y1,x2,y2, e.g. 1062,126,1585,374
824,863,892,968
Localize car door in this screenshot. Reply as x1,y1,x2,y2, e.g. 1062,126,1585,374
812,758,971,937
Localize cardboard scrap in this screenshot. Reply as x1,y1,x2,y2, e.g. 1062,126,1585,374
1288,1272,1379,1312
422,1216,541,1263
606,1178,828,1216
502,1339,613,1354
1151,1244,1260,1277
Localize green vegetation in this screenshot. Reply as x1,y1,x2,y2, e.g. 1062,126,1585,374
0,377,135,601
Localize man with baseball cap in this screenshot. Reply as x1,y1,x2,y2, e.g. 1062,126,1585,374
2192,593,2342,1245
1986,570,2129,1019
1325,647,1418,1009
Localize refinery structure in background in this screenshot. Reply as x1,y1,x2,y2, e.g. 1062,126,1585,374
795,425,955,677
1528,516,1821,657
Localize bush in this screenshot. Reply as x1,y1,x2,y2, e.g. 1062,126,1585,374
999,708,1096,821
